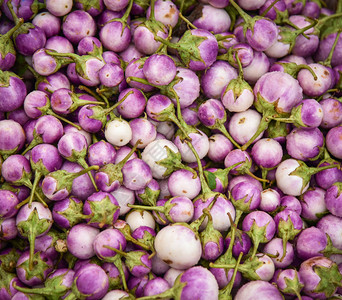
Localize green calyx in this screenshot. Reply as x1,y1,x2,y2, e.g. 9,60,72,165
320,234,342,257
289,160,337,194
312,262,342,298
17,207,53,270
0,248,21,273
200,210,224,253
97,163,124,187
280,270,304,298
17,251,51,282
86,196,120,228
155,146,194,177
13,272,71,300
0,18,24,59
246,220,271,258
0,69,21,87
75,0,103,14
136,186,160,207
56,197,88,228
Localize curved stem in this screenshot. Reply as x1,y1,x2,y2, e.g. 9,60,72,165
322,31,342,67
261,0,281,17
185,140,211,195
78,85,109,108
2,17,24,38
29,171,42,208
103,90,134,114
246,170,269,183
178,12,197,29
78,159,98,192
241,115,271,151
229,0,250,22
122,0,134,22
298,64,318,80
47,110,82,130
117,139,141,168
217,124,241,149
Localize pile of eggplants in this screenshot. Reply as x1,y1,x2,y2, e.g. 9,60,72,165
0,0,342,299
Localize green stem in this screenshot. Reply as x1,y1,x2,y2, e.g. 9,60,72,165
185,140,211,195
149,0,156,20
217,124,241,149
298,64,318,80
13,283,55,296
47,110,82,130
116,139,141,168
29,171,43,208
28,229,36,271
2,17,24,37
178,12,197,29
246,170,269,183
229,0,251,23
78,159,98,192
261,0,281,17
307,163,339,176
78,85,109,107
241,115,271,151
102,90,134,114
322,31,342,67
6,0,20,24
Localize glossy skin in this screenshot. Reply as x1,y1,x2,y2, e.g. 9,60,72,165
326,126,342,159
235,280,284,300
0,76,27,112
0,120,25,155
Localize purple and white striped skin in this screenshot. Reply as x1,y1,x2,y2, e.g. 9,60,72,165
0,217,18,240
62,10,96,44
317,215,342,250
32,12,61,38
22,115,64,155
235,280,283,300
52,196,85,229
0,72,27,113
276,269,304,298
291,99,324,128
280,195,302,215
45,0,73,16
1,154,32,188
320,98,342,129
301,187,327,221
225,230,252,258
143,277,170,297
0,120,25,157
57,132,88,164
135,178,160,206
129,118,157,148
83,191,120,228
127,275,150,298
122,158,153,190
125,58,155,92
16,250,54,287
208,134,233,163
259,188,280,213
325,182,342,217
8,108,29,126
102,262,129,290
45,36,74,54
77,36,102,56
230,0,278,52
170,67,200,109
259,0,286,20
143,54,177,86
93,228,127,261
61,161,96,200
114,146,138,164
297,63,333,97
36,72,71,95
75,0,104,16
88,140,116,167
0,190,19,219
216,32,239,54
231,181,261,212
242,51,270,84
168,169,201,200
242,211,276,258
117,88,146,119
66,224,99,259
201,60,238,100
154,223,202,269
69,264,109,300
99,63,124,87
315,32,342,67
326,126,342,159
299,256,342,299
133,19,168,56
193,5,231,33
139,266,219,300
251,138,283,170
32,48,70,77
296,227,342,260
175,29,219,71
286,127,324,161
228,109,264,147
41,165,98,201
146,0,179,28
193,193,236,232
